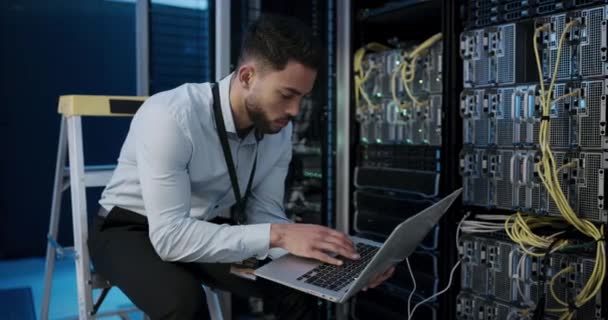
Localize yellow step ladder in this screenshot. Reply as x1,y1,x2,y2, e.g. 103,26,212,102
41,95,226,319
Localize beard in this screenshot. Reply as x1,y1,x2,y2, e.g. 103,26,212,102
245,94,293,134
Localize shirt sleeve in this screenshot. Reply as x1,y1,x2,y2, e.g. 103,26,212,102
245,124,294,259
133,103,272,263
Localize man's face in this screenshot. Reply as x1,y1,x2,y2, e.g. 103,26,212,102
244,60,317,134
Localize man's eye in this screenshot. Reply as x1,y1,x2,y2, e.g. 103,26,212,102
281,93,294,99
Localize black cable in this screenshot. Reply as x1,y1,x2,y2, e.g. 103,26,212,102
568,299,579,314
532,237,563,320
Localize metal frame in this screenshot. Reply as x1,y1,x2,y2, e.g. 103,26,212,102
335,1,352,319
324,0,336,231
215,0,231,80
213,2,233,317
440,1,464,319
67,116,94,318
136,0,150,96
42,116,135,319
336,0,351,235
41,117,68,320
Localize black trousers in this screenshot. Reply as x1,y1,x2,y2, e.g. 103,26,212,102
88,207,319,320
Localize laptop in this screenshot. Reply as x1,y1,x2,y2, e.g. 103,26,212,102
254,188,462,303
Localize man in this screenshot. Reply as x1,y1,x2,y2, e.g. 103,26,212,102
88,14,394,320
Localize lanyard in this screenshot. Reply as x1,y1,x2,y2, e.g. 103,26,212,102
211,83,262,224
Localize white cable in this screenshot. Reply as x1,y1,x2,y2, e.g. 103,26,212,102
460,219,510,234
461,230,502,234
408,260,462,319
459,215,514,235
461,219,510,227
465,220,504,224
406,258,416,319
461,224,506,230
516,250,527,301
461,224,507,230
454,212,470,246
462,221,502,227
407,212,469,320
461,225,504,230
474,214,512,221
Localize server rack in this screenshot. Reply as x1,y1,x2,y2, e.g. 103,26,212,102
335,1,605,320
456,1,607,319
335,1,463,319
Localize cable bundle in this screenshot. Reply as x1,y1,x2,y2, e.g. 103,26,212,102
393,33,443,107
354,42,390,113
498,19,608,320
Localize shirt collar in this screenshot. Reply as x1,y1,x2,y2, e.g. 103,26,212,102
218,73,237,134
217,73,259,145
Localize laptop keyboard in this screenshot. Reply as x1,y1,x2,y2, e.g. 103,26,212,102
297,242,379,292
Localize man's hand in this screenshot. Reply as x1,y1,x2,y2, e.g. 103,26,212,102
270,224,360,265
362,266,395,291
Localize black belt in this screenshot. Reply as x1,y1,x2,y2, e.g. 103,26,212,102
98,206,237,226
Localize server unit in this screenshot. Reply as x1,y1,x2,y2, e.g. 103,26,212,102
462,0,608,29
459,235,603,320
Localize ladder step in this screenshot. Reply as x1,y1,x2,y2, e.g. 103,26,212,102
61,247,76,259
63,165,116,187
47,235,76,259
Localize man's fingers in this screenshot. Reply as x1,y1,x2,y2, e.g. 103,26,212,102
311,250,343,266
335,231,354,247
378,267,395,283
314,241,355,260
324,230,357,257
368,276,384,289
324,228,354,247
370,276,388,288
369,276,385,288
369,277,386,288
320,237,359,259
368,266,396,289
383,267,395,278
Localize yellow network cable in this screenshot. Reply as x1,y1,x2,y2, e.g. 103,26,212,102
504,213,569,257
502,20,605,320
408,33,442,59
551,89,580,106
527,19,605,319
388,53,415,108
556,161,576,174
396,33,443,107
354,42,390,112
390,51,411,110
548,266,574,310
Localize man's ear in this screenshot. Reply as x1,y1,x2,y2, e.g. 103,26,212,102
237,64,255,90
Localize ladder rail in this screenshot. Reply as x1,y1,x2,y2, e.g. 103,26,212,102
42,95,226,319
204,286,225,320
66,115,95,319
42,116,68,320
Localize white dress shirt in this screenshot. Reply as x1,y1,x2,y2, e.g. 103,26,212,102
99,74,292,263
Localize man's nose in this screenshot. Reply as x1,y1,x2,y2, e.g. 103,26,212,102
286,100,301,117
